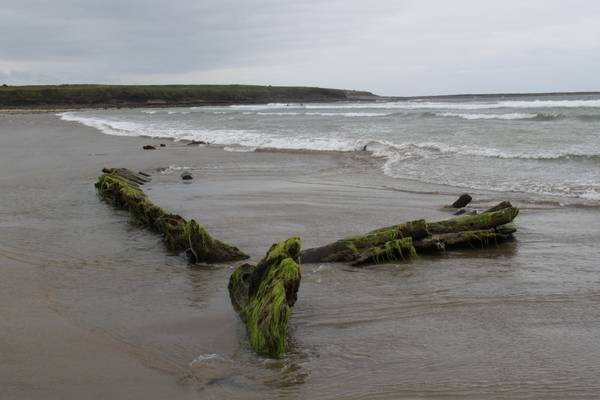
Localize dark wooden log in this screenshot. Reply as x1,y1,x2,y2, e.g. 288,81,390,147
484,201,513,213
427,206,519,235
95,168,248,263
300,205,519,265
414,225,516,253
351,237,416,266
228,237,301,357
300,219,428,263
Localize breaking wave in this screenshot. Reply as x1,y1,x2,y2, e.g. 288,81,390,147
58,109,600,203
366,141,600,162
59,112,600,162
254,111,392,117
431,112,562,121
226,99,600,111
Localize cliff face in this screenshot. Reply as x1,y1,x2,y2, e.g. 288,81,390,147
0,84,378,108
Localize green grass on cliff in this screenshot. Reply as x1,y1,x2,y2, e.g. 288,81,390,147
0,84,375,108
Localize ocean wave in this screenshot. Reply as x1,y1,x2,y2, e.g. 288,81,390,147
223,146,257,152
579,189,600,201
159,165,191,175
576,114,600,122
226,99,600,111
256,112,302,116
60,111,600,162
254,111,392,117
58,111,359,152
59,112,145,137
306,112,392,117
432,112,562,121
377,141,600,161
382,158,600,202
167,110,190,115
59,111,600,203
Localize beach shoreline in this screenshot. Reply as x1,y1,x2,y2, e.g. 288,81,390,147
2,113,600,399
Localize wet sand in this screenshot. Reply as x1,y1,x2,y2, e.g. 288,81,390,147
1,113,600,399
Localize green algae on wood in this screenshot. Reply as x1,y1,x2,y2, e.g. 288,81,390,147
300,203,520,266
228,237,302,357
300,219,428,263
351,237,417,266
427,206,519,235
95,168,248,263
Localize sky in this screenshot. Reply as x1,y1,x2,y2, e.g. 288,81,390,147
1,0,599,96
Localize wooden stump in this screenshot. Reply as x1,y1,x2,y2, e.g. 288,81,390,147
228,237,302,357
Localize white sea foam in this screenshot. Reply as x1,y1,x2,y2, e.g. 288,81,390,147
160,165,191,174
305,112,391,117
166,110,190,115
435,112,540,120
579,189,600,201
256,112,302,116
59,111,600,161
189,353,227,366
223,146,257,152
225,99,600,111
251,111,390,117
59,111,359,152
59,110,600,203
59,112,145,137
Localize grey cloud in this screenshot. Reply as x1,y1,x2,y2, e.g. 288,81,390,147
1,0,599,95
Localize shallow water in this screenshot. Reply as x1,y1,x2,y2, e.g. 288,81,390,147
2,113,600,399
60,93,600,203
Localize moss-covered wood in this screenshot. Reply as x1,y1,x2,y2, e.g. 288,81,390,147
300,219,428,263
95,168,248,263
427,205,519,235
351,237,417,266
228,237,302,357
300,202,519,266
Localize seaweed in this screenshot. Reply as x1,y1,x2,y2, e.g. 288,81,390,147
95,168,248,263
228,237,302,357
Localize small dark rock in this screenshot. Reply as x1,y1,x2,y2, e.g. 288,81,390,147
159,143,166,147
187,140,208,146
143,145,156,150
451,193,472,208
180,171,193,180
454,209,466,216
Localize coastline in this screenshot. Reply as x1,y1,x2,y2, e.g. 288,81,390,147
2,113,600,398
0,84,378,111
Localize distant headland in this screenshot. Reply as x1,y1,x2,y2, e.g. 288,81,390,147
0,84,378,109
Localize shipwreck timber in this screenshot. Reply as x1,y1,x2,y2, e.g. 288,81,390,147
228,237,302,357
301,202,519,266
95,168,249,263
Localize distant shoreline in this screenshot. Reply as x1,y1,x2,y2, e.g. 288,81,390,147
386,90,600,101
2,84,599,112
0,84,378,110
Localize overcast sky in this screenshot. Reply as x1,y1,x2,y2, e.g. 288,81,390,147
1,0,599,96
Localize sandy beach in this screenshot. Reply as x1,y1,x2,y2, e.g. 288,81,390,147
2,112,600,399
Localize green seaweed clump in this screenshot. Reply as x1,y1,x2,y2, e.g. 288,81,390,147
300,201,520,266
228,237,302,357
352,237,417,266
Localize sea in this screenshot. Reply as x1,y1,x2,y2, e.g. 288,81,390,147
60,93,600,204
